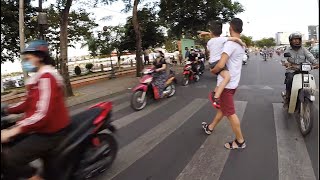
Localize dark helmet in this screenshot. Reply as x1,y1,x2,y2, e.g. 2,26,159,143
289,32,302,49
22,40,49,54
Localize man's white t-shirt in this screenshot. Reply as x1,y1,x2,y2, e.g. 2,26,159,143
217,41,245,89
207,37,229,63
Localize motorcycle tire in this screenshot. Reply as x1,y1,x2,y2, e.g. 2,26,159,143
167,84,176,97
131,90,147,111
182,76,189,86
194,75,200,82
74,133,118,180
296,98,314,136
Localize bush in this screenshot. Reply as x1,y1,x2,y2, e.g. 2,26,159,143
85,63,94,72
74,66,82,76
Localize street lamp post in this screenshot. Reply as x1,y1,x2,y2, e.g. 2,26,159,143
19,0,29,83
103,26,116,79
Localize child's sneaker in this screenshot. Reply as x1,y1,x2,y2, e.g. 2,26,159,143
208,91,220,109
213,98,221,109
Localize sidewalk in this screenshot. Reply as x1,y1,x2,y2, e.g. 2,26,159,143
67,64,183,107
2,65,184,107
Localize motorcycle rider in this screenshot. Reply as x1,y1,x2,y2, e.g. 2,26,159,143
186,48,200,75
1,40,70,180
281,32,319,108
153,48,168,98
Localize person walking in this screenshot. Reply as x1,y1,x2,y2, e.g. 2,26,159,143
202,18,246,150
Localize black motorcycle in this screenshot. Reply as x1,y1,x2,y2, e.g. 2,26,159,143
1,102,118,180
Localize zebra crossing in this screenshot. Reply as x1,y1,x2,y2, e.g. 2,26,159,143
70,92,318,180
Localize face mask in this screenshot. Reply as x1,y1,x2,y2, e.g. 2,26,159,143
22,61,37,72
155,52,161,57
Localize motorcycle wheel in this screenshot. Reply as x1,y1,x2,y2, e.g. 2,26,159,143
182,76,189,86
194,75,200,82
74,133,118,180
167,84,176,97
131,90,147,111
296,98,314,136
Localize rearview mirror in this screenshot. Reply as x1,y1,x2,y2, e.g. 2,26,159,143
284,52,291,58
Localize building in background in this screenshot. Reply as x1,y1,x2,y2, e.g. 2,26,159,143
308,25,318,41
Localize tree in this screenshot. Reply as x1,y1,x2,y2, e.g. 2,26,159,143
159,0,244,39
255,38,276,48
1,0,37,63
121,0,145,77
120,7,165,52
56,0,116,96
240,35,254,47
81,35,100,58
46,4,98,69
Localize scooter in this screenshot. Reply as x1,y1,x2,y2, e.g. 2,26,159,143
281,52,318,136
131,64,177,111
242,53,248,65
1,101,118,180
182,61,200,86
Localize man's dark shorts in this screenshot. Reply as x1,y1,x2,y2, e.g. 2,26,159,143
220,88,236,116
209,60,228,75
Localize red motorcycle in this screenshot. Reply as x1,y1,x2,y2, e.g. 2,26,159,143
1,102,118,180
131,65,177,111
182,61,200,86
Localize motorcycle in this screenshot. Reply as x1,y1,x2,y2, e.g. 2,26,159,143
281,52,318,136
131,64,177,111
242,53,248,65
1,102,118,180
182,61,200,86
263,52,267,61
198,57,205,75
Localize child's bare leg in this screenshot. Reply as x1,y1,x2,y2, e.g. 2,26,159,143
214,70,231,98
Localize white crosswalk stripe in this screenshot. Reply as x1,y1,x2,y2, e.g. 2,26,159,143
176,101,247,180
68,92,317,180
273,103,317,180
100,98,208,179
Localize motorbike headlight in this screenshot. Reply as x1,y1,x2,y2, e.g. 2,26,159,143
303,76,309,82
301,64,312,71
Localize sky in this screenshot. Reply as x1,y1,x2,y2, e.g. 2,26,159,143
1,0,319,74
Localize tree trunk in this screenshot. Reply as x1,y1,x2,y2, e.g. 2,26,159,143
59,0,73,97
132,0,143,77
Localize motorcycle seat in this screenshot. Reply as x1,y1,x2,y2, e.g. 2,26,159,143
54,107,103,152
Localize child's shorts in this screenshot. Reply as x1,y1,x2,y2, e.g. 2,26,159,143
209,61,228,75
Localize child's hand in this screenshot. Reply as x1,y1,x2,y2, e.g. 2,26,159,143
197,31,210,37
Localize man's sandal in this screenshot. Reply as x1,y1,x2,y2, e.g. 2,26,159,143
224,139,246,150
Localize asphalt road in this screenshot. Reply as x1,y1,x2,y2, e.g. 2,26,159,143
71,53,319,180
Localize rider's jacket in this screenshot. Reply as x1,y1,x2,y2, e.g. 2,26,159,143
283,46,318,73
7,65,70,134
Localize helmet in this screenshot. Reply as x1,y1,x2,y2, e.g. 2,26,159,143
289,32,302,49
154,47,165,54
22,40,49,54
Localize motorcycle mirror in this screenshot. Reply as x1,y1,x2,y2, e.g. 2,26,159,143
284,52,291,58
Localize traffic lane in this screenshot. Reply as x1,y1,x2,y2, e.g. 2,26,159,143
240,54,318,179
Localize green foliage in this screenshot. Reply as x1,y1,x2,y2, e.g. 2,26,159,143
159,0,244,38
85,63,94,71
1,0,37,63
119,7,165,51
240,35,254,47
74,66,82,76
164,38,178,52
0,1,98,63
255,38,276,48
46,4,98,57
